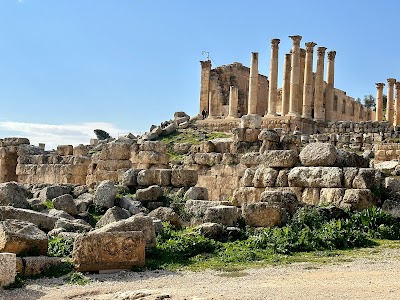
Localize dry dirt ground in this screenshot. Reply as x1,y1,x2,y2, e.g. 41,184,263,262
2,246,400,300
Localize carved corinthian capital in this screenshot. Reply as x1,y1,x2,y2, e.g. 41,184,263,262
289,35,302,46
395,82,400,90
317,47,327,57
387,78,396,85
376,83,385,89
328,51,336,60
305,42,317,53
271,38,280,47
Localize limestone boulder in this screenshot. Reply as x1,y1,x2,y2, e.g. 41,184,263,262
0,206,58,232
240,168,256,187
384,177,400,193
121,169,141,187
242,203,285,227
232,187,264,207
128,201,148,215
0,253,16,287
299,143,337,167
173,143,192,155
171,169,198,187
137,169,171,186
54,218,92,233
343,167,358,188
260,190,298,214
252,167,278,188
52,194,78,216
288,167,342,188
258,129,280,142
139,141,166,153
193,153,223,166
94,180,116,209
240,114,261,129
320,188,346,207
136,185,163,202
72,231,145,272
375,161,399,175
196,223,224,240
335,149,369,168
352,168,381,190
240,152,261,167
301,188,321,205
0,182,29,208
184,200,229,224
100,142,131,160
211,138,233,153
259,150,298,168
93,215,156,248
75,193,94,214
39,185,72,202
21,256,62,277
382,200,400,218
204,205,239,226
341,189,378,210
184,187,208,200
72,185,88,197
148,207,182,228
96,207,131,228
0,220,48,255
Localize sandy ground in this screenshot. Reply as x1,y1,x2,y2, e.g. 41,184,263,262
2,247,400,300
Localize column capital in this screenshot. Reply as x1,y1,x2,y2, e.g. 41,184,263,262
327,51,336,60
396,82,400,90
376,82,385,89
285,53,291,59
270,38,280,47
200,60,211,68
289,35,302,45
300,48,306,58
317,47,327,57
387,78,396,85
305,42,317,52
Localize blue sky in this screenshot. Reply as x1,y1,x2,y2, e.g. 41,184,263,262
0,0,399,149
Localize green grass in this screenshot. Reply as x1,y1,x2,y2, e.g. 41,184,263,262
48,237,74,257
66,272,91,285
44,200,54,209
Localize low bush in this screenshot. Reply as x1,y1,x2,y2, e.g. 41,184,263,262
48,237,74,257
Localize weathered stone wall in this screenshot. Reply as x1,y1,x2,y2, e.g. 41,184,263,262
374,144,400,164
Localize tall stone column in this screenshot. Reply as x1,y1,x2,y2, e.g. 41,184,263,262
267,39,280,116
325,51,336,121
375,83,385,121
288,35,302,116
395,82,400,126
314,47,327,121
281,53,291,116
227,86,239,118
386,78,396,124
199,60,211,115
298,48,306,115
247,52,259,115
208,91,218,118
302,42,316,119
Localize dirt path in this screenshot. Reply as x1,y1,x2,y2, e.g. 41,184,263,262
2,247,400,300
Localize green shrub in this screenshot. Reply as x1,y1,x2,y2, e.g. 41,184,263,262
66,272,90,285
43,261,74,278
48,237,74,257
3,274,25,289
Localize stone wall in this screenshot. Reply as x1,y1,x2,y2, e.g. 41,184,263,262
374,144,400,164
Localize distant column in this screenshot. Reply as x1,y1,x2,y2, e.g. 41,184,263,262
199,60,211,115
247,52,259,115
376,83,385,121
227,86,239,118
267,39,280,116
281,53,291,116
314,47,327,121
386,78,396,124
208,90,218,118
298,48,306,115
302,42,316,119
395,82,400,126
288,35,302,116
325,51,336,121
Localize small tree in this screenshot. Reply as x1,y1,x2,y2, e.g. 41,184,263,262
94,129,111,140
355,97,361,104
363,94,376,110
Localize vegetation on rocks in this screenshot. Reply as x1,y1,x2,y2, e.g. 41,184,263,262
48,237,74,257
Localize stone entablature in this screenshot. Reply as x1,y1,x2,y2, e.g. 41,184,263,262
199,35,373,125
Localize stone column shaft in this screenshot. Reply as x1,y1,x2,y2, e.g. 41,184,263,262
395,82,400,126
247,52,259,115
281,53,291,116
227,86,239,118
298,48,306,115
386,78,396,124
325,51,336,121
302,42,316,119
376,83,385,121
208,91,218,118
199,60,211,115
314,47,327,121
288,35,302,116
267,39,280,116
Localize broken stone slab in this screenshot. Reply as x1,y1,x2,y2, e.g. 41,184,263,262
203,205,239,226
0,206,58,232
52,194,78,216
341,189,378,210
94,180,116,209
375,160,399,176
22,256,63,277
352,168,381,190
92,215,156,248
39,185,73,202
0,253,16,287
288,167,343,188
136,185,163,202
184,187,208,200
148,207,182,228
95,206,131,228
72,231,145,272
0,219,48,256
54,218,92,233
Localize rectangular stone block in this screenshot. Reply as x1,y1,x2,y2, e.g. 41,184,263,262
288,167,343,188
72,231,145,272
57,145,73,156
0,253,16,287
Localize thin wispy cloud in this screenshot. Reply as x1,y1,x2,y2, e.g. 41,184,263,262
0,121,133,150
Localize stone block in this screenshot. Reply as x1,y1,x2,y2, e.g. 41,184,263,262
384,177,400,193
57,145,73,156
240,114,262,129
260,190,298,214
137,169,171,186
288,167,343,188
136,185,163,202
72,231,145,272
0,182,29,208
139,141,166,153
184,187,208,200
320,188,345,206
94,180,116,209
382,200,400,218
204,205,239,226
352,168,381,190
0,253,16,287
342,189,377,210
171,169,198,187
232,187,264,206
242,203,284,227
240,168,256,187
194,153,223,166
259,150,298,168
252,167,278,188
53,194,78,216
96,207,131,228
299,143,337,167
22,256,62,277
301,188,320,205
120,168,141,187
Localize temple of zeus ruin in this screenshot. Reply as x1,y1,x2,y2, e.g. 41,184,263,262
198,35,385,134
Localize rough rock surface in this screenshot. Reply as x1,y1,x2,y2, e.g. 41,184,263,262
0,182,29,208
204,205,239,226
148,207,182,228
96,207,131,228
242,203,284,227
299,143,337,167
288,167,342,188
94,180,116,209
52,194,78,216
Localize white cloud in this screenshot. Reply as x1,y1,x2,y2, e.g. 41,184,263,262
0,121,133,150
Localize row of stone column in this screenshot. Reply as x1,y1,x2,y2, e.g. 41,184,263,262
246,35,336,122
375,79,400,125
